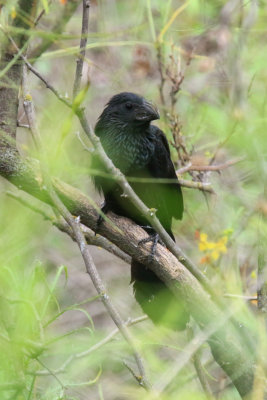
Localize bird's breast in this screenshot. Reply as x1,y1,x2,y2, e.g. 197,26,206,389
101,131,155,173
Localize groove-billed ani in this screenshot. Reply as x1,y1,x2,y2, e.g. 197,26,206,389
92,92,188,329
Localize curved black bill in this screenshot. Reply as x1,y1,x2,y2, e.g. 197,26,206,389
135,101,160,122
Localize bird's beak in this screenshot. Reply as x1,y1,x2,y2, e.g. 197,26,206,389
135,101,160,122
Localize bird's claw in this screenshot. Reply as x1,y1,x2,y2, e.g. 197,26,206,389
95,202,109,235
138,232,164,263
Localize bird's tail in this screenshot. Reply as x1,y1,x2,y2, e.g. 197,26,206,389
131,254,189,331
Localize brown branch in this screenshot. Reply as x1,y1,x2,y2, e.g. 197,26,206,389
177,177,214,194
177,157,245,175
156,44,166,106
73,0,90,98
34,0,52,26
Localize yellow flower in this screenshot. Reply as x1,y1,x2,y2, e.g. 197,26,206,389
197,232,228,264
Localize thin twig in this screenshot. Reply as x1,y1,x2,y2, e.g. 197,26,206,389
224,293,257,301
34,0,52,26
177,157,245,175
187,325,213,399
22,68,150,390
177,177,214,193
123,361,149,389
2,31,72,109
156,44,166,106
6,191,131,264
36,358,65,389
30,316,147,376
73,0,90,99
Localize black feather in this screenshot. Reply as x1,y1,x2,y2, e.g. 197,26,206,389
91,92,188,329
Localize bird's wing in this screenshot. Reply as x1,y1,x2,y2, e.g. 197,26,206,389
146,126,184,223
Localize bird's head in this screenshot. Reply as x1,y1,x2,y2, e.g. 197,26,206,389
96,92,160,131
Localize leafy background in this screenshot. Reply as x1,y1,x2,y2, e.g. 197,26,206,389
0,0,266,399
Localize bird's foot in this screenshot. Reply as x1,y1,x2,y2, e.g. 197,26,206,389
95,202,109,235
138,232,164,263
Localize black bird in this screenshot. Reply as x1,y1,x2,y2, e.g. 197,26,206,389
92,92,188,329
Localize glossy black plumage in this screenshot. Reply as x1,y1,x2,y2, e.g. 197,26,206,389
92,92,188,329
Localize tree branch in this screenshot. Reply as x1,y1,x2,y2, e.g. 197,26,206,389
177,177,214,193
177,157,245,175
73,0,90,98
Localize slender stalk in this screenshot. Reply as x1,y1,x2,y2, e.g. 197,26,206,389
22,68,150,391
73,0,90,99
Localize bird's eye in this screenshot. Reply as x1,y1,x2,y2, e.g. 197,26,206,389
125,102,133,110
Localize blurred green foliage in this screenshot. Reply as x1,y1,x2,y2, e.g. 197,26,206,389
0,0,266,399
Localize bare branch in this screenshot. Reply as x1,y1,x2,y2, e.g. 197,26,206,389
34,0,52,26
177,157,245,174
2,31,72,109
73,0,90,99
177,177,214,194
